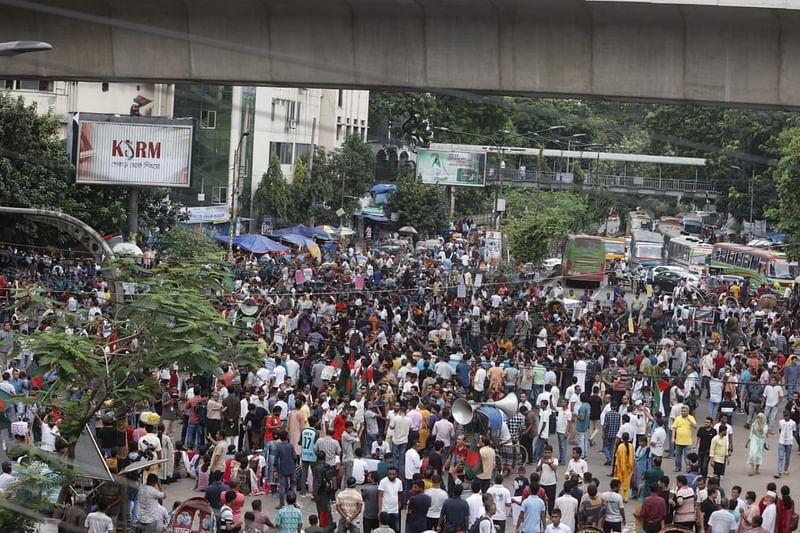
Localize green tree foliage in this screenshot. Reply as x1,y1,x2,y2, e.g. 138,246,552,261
387,176,448,235
17,257,258,448
771,125,800,256
253,155,291,224
0,93,184,238
504,191,592,264
158,226,221,261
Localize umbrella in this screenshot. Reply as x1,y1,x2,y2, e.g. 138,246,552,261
234,234,289,254
112,242,143,257
398,226,418,234
316,225,340,237
271,233,321,261
338,226,355,236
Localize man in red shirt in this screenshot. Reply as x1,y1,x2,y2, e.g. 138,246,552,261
184,387,206,450
634,483,667,533
332,405,353,441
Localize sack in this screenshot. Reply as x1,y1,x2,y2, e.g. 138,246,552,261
790,512,798,532
470,516,491,533
321,465,337,496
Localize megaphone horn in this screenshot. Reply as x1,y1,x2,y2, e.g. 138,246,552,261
239,297,259,317
482,392,519,418
452,398,475,426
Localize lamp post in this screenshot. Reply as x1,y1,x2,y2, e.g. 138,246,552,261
229,131,250,256
732,165,756,226
563,133,587,176
0,40,52,56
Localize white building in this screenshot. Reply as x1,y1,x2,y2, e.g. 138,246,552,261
1,79,174,135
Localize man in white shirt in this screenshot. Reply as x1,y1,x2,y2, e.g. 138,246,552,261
763,377,785,432
649,414,667,459
546,508,572,533
377,467,403,532
431,416,455,451
425,475,449,530
473,366,487,401
761,491,777,533
565,447,588,481
554,486,578,533
776,410,797,478
487,474,512,531
467,481,486,527
405,441,422,489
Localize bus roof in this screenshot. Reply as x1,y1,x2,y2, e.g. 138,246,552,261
631,230,664,243
712,242,785,259
669,236,712,249
569,234,605,241
602,237,627,243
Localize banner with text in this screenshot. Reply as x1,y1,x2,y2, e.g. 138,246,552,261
418,149,486,187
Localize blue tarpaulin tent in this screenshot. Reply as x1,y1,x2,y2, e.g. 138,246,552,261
214,234,289,253
271,224,332,241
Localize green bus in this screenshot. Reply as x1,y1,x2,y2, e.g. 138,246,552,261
709,243,795,289
562,234,606,285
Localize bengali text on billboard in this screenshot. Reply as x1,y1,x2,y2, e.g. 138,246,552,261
418,149,486,187
76,119,193,187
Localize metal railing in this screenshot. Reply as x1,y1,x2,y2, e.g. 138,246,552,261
486,169,717,195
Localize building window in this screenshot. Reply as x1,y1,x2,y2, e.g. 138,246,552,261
361,119,365,126
1,80,13,90
101,82,109,92
270,142,293,164
336,124,342,141
363,128,367,142
295,143,311,162
200,110,216,129
271,100,276,121
14,79,53,92
338,89,343,107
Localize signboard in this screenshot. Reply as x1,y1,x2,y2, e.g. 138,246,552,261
182,205,229,224
418,149,486,187
484,230,502,266
72,113,193,187
260,215,274,236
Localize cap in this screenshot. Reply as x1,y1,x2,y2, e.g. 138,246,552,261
767,491,777,498
634,399,643,406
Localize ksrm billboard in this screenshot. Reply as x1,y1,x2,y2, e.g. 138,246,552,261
68,113,194,188
417,149,486,187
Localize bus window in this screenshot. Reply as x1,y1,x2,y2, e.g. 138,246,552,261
720,249,730,263
757,257,766,273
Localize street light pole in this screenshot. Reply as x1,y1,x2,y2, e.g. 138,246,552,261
229,131,250,256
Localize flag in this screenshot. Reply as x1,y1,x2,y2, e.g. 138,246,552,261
133,94,152,107
464,438,483,479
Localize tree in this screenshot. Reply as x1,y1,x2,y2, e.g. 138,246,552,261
253,156,291,224
387,175,448,235
331,136,376,211
770,125,800,256
287,159,315,225
0,93,185,239
504,191,592,264
158,226,221,261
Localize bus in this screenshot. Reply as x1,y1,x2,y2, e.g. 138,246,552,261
603,237,627,262
562,234,606,284
681,214,703,236
629,229,664,268
709,243,795,289
627,211,651,234
666,235,712,274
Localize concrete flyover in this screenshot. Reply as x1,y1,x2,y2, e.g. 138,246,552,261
4,0,800,108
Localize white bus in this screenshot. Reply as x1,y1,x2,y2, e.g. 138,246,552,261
666,235,712,274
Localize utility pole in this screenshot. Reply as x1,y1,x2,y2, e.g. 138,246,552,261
749,169,755,225
229,131,250,256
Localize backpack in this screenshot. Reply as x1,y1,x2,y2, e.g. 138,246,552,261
470,516,491,533
321,465,337,496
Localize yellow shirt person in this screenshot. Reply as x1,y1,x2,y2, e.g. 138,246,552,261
672,407,696,446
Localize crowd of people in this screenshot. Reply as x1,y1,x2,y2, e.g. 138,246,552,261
0,226,800,533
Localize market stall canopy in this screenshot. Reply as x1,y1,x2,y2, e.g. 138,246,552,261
213,234,289,254
272,224,332,241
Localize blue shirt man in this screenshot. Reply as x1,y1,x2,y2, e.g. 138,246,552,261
518,494,546,533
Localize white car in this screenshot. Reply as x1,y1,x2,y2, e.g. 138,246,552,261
542,258,562,270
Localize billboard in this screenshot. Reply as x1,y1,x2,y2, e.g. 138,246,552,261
418,149,486,187
484,230,502,266
72,113,193,187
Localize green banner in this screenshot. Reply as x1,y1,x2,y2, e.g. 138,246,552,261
417,149,486,187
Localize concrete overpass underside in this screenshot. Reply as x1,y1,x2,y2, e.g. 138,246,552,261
3,0,800,108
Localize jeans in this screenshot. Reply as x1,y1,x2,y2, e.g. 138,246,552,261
698,451,710,477
278,474,294,507
532,437,548,462
393,442,408,474
576,431,588,459
674,444,691,471
185,422,200,449
708,402,720,420
777,443,792,474
557,433,567,464
603,436,616,463
386,512,400,533
299,459,314,493
765,405,779,430
265,441,279,492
